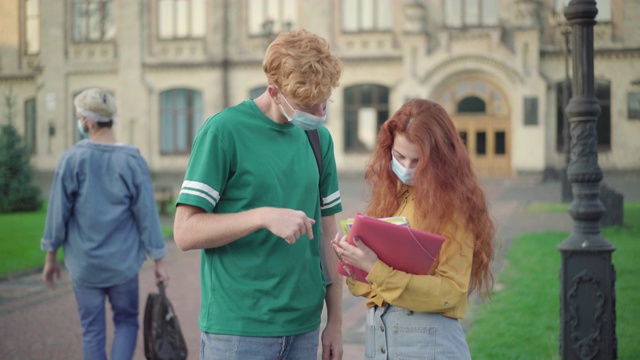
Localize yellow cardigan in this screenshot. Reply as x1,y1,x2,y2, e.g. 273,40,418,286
346,188,474,319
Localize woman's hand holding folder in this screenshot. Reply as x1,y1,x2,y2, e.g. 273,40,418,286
331,232,378,279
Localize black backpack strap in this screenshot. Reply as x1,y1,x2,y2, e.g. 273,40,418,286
305,129,333,287
305,130,323,207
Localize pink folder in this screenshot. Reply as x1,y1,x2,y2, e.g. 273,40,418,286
337,213,445,283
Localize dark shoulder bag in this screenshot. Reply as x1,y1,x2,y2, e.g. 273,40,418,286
143,282,188,360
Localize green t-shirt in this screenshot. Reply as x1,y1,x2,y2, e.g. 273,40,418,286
177,99,342,336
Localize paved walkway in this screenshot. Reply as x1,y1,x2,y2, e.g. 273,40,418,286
1,174,638,359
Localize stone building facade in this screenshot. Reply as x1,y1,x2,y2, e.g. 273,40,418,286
1,0,639,186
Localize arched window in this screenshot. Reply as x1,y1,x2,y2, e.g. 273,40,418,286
457,96,486,113
343,84,390,152
160,89,202,155
556,79,610,151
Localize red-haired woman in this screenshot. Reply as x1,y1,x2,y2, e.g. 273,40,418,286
332,98,495,359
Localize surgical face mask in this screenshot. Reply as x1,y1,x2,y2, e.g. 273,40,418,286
278,94,327,131
77,120,88,138
391,154,415,185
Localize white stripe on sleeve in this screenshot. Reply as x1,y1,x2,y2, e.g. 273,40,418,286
179,189,217,206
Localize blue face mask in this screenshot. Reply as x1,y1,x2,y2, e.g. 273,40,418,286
391,154,415,185
278,94,327,131
77,120,88,138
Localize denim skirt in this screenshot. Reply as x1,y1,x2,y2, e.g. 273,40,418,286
365,304,471,360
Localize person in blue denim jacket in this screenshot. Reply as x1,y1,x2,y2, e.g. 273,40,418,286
40,88,169,360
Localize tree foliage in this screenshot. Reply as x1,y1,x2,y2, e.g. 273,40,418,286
0,87,42,212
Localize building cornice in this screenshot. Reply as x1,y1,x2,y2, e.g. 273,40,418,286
339,55,402,63
142,55,403,70
0,73,37,81
143,61,220,70
541,47,640,58
143,59,265,70
422,54,525,85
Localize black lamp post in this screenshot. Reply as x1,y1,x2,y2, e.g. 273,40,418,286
558,1,617,359
561,25,572,203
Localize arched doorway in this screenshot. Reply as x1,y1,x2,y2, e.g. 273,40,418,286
435,79,511,177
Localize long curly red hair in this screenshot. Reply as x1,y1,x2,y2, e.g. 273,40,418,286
365,99,495,299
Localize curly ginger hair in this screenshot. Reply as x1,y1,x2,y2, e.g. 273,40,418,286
263,28,342,108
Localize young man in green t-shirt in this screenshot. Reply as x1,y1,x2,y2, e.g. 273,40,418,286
174,28,344,359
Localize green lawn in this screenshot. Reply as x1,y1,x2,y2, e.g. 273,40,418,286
467,203,640,359
0,205,56,277
0,202,174,276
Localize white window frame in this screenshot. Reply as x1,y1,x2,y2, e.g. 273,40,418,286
24,0,40,54
247,0,297,37
158,0,206,39
71,0,116,43
341,0,393,33
444,0,498,28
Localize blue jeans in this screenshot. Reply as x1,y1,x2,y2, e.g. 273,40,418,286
72,274,139,360
200,328,320,360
